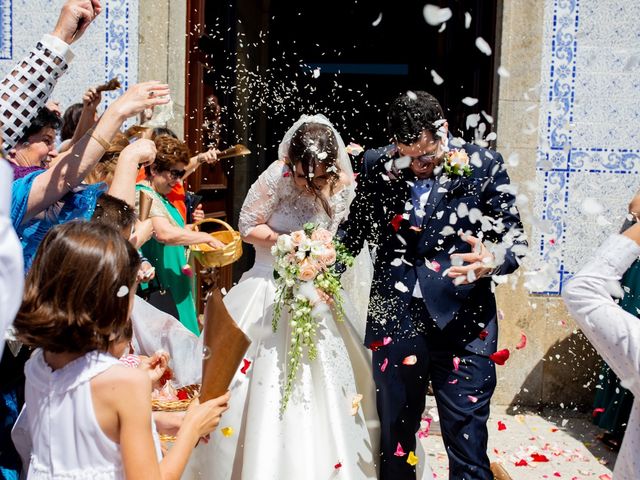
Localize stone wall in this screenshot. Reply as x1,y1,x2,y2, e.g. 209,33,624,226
0,0,138,119
493,0,640,407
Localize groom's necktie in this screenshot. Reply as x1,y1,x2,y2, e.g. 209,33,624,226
411,178,433,227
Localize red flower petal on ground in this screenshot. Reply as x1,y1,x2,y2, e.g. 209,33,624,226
240,358,252,375
478,330,489,340
515,459,528,467
390,214,404,232
489,349,510,365
516,332,527,350
497,421,506,431
531,453,549,462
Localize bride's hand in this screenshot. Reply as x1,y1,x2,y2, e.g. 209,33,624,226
315,288,334,305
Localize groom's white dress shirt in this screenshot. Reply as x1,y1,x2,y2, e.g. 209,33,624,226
563,234,640,480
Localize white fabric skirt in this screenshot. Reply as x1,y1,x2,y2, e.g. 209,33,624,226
183,261,379,479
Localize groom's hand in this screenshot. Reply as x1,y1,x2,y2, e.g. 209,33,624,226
447,234,496,285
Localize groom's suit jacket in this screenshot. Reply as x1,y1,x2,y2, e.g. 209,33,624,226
338,141,526,355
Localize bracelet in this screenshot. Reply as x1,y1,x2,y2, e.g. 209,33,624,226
87,128,111,151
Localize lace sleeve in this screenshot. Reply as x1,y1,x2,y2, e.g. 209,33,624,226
0,35,73,150
238,161,286,237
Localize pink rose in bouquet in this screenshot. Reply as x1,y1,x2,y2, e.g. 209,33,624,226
311,227,333,244
290,230,307,245
316,245,337,266
298,258,319,281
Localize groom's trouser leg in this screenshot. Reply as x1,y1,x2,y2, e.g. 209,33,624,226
373,334,430,480
429,349,496,480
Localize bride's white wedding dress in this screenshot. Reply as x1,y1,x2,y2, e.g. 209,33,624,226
185,160,379,479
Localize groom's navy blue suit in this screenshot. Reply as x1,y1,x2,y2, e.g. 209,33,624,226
338,141,526,479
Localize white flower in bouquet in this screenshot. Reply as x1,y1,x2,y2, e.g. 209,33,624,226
277,234,294,253
298,237,313,252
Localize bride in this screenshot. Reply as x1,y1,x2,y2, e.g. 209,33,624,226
188,114,380,479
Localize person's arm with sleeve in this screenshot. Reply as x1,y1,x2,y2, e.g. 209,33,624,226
562,222,640,397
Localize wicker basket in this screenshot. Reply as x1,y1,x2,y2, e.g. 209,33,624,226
151,384,200,413
190,218,243,268
152,384,200,443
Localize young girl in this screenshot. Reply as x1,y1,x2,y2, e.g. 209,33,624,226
14,221,230,479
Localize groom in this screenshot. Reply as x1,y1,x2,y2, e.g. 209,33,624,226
338,91,526,479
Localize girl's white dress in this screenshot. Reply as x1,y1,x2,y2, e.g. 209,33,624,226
23,349,161,479
185,160,381,479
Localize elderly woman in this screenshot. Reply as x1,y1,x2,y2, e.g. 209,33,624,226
563,220,640,479
136,135,223,335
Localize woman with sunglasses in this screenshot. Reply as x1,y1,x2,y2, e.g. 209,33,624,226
135,135,224,334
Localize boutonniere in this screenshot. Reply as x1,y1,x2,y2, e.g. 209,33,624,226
442,149,472,177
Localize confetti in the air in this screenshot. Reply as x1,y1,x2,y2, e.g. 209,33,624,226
394,442,406,456
240,358,252,374
381,358,389,372
464,12,472,29
402,355,418,365
489,349,510,365
430,69,444,85
407,451,419,466
372,13,383,27
462,97,479,106
497,65,511,77
220,427,234,437
116,286,129,297
423,5,452,26
351,394,363,416
475,37,492,56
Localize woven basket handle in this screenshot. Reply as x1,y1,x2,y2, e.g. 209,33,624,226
192,218,235,233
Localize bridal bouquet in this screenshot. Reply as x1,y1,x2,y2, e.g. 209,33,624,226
271,223,354,411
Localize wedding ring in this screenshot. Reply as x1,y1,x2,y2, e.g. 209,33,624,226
148,91,155,98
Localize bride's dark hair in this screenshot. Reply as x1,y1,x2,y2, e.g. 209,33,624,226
287,122,340,217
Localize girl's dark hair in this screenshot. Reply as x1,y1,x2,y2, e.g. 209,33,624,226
287,122,340,217
14,221,141,354
387,91,445,144
91,193,138,234
60,103,83,141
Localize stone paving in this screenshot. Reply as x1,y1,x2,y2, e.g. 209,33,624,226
419,398,617,479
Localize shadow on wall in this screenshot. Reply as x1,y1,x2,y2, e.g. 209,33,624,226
508,331,603,412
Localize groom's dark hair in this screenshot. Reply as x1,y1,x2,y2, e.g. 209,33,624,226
387,91,445,145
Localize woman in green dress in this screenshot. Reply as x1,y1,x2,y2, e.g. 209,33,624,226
135,135,223,334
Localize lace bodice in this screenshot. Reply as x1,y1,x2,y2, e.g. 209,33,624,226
239,160,351,239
